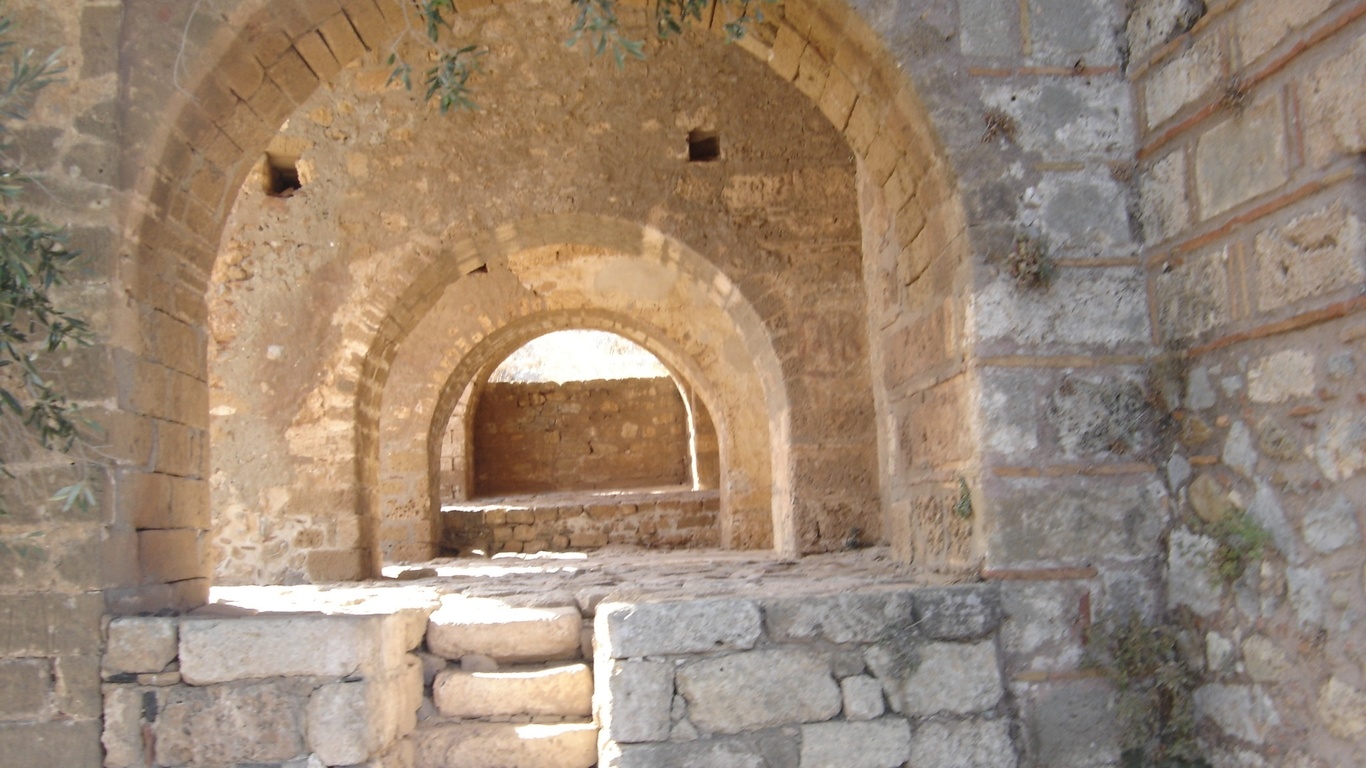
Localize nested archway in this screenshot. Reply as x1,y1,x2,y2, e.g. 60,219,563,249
123,0,980,603
372,227,790,566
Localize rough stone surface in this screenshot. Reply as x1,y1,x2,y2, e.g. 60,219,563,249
427,599,582,663
1242,635,1291,683
153,680,311,765
599,598,761,658
413,722,598,768
1194,684,1281,744
1248,350,1316,403
179,616,376,684
799,719,911,768
1195,98,1289,218
916,585,1003,640
1302,495,1360,554
103,617,178,675
1314,413,1366,482
1167,528,1222,616
306,682,371,766
676,649,841,733
601,659,674,743
895,641,1003,716
605,730,799,768
909,719,1017,768
1023,679,1120,768
434,663,592,718
840,675,887,721
763,591,914,644
1317,676,1366,740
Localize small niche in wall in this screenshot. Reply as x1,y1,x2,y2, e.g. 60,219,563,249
687,129,721,162
264,152,302,197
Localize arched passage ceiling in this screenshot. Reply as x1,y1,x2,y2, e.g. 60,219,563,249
136,0,988,589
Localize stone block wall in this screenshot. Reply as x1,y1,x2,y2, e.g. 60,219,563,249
594,585,1021,768
99,610,429,768
472,378,691,497
441,489,721,555
1131,0,1366,764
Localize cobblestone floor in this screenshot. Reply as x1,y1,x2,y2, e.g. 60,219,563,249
203,547,966,616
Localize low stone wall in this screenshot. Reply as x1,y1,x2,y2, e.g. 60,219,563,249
472,378,690,496
594,584,1016,768
100,610,430,768
441,489,720,555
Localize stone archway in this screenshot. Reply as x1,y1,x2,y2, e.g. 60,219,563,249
123,0,980,600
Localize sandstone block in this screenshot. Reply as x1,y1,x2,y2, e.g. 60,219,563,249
413,722,597,768
763,590,914,644
800,718,911,768
1155,247,1231,341
1127,0,1205,64
915,584,1003,640
600,660,674,743
1141,151,1190,245
1195,98,1288,219
1302,34,1366,167
1248,350,1315,403
894,641,1002,716
1317,676,1366,740
1254,204,1363,312
433,662,592,718
427,598,582,663
676,649,841,733
909,719,1016,768
1144,31,1220,128
840,675,886,721
0,658,49,718
597,598,760,658
0,720,102,768
104,617,178,675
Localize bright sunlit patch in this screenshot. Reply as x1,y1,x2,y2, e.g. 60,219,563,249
489,329,669,384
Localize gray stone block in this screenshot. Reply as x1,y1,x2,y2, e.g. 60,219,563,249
605,730,800,768
840,675,886,721
1194,684,1281,744
104,617,178,676
598,598,761,658
898,641,1003,716
914,584,1002,640
676,649,840,734
1021,679,1120,768
910,719,1017,768
763,590,914,644
800,719,911,768
1167,527,1222,617
601,660,674,743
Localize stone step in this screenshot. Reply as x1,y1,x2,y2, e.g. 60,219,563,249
413,721,598,768
427,598,583,663
433,662,593,718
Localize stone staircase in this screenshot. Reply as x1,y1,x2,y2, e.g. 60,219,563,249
413,598,599,768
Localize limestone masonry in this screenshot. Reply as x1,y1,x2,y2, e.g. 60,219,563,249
0,0,1361,766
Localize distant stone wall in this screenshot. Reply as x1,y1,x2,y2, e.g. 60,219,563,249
442,489,720,555
472,378,690,497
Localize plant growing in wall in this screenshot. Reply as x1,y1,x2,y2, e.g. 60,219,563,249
1088,612,1210,768
0,16,93,513
386,0,772,111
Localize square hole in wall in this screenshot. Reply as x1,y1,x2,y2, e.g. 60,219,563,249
687,130,720,162
264,152,302,197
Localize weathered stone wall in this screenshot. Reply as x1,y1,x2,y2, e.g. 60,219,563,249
99,609,430,768
1131,0,1366,764
471,378,690,497
442,489,721,555
595,585,1016,767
